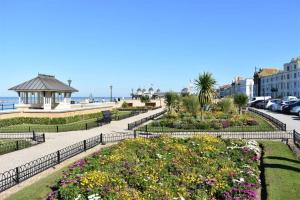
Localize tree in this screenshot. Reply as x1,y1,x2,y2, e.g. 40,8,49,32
140,96,150,103
164,92,180,113
182,96,199,116
234,93,249,114
194,72,217,120
218,97,234,114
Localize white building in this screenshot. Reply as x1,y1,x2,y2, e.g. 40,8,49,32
260,57,300,98
218,77,254,100
9,74,78,110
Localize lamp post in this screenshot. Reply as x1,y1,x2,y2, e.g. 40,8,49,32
109,85,113,102
67,79,72,87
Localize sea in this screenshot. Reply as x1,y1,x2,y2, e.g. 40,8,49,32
0,96,132,108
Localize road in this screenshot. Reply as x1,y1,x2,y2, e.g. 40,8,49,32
0,107,165,173
253,108,300,132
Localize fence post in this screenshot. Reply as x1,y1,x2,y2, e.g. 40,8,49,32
1,104,3,111
100,133,104,145
145,125,148,132
284,124,287,131
15,167,20,183
83,140,87,151
57,150,61,164
293,130,296,145
57,126,59,133
86,123,88,130
43,133,46,142
134,130,137,139
16,140,19,150
32,131,36,141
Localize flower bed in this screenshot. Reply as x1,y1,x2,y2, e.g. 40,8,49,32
138,112,274,132
47,136,260,200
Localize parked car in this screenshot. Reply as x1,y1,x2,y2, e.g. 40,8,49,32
283,96,298,101
249,96,271,107
290,101,300,116
265,99,281,110
282,100,300,114
271,100,298,113
255,100,268,109
249,99,264,108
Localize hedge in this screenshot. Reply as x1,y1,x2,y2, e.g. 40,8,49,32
0,112,104,127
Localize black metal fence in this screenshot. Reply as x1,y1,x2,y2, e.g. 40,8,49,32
0,132,45,156
0,133,132,192
0,110,147,133
128,110,167,130
293,130,300,147
0,104,15,111
0,129,297,193
112,110,147,121
248,107,286,131
135,130,293,140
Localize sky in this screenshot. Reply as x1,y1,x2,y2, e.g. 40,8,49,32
0,0,299,97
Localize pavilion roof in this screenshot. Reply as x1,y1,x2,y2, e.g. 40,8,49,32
9,74,78,92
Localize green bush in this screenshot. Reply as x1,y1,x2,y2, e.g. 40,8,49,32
0,112,103,127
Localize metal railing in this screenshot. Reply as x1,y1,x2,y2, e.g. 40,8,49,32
248,107,286,131
0,104,15,111
0,132,45,156
128,110,167,130
0,110,146,133
293,130,300,147
0,130,296,193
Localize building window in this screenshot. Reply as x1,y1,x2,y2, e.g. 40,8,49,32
295,64,297,69
287,74,290,79
287,66,290,71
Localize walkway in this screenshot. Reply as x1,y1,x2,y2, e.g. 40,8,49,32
253,108,300,132
0,107,165,173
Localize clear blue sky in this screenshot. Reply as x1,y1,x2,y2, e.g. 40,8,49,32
0,0,299,97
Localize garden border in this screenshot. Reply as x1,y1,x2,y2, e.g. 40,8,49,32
0,130,297,193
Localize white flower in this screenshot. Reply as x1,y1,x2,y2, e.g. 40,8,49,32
75,194,81,200
88,194,100,200
156,153,163,159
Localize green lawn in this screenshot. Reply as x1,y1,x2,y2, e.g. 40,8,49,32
261,141,300,200
6,167,67,200
0,140,32,155
0,111,132,133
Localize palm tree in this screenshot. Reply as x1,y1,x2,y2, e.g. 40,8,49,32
194,72,216,120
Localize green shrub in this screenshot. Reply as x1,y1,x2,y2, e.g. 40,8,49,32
0,112,103,127
121,102,129,108
218,97,235,114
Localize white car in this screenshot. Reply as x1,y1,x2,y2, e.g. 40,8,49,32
271,100,298,112
266,99,281,110
283,96,298,101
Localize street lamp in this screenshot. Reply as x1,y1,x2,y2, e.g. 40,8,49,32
67,79,72,87
109,85,113,102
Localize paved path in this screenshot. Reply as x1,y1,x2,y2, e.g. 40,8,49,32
252,108,300,132
0,108,165,173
